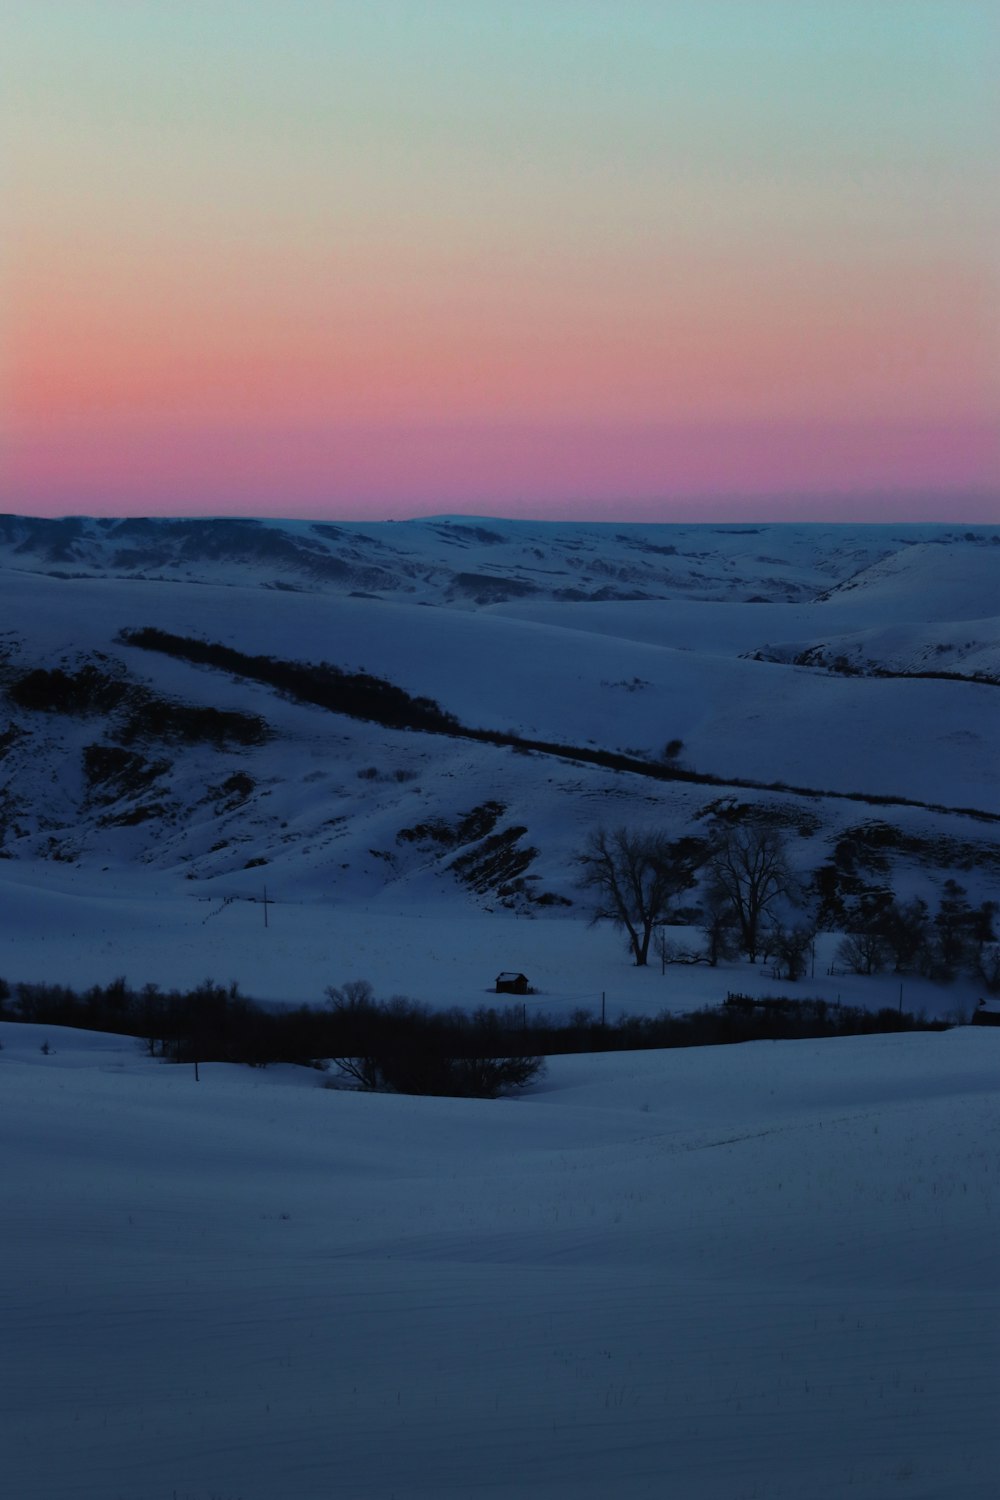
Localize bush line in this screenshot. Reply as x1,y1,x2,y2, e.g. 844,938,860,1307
119,626,1000,823
0,975,949,1097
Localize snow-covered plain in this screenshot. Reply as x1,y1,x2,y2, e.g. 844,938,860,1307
2,516,999,1496
1,516,998,1014
3,1020,998,1500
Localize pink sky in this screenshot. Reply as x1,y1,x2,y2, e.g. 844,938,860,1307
6,2,998,521
6,419,997,522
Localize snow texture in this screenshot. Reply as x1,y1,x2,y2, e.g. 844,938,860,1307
1,1021,997,1500
1,517,997,1017
2,516,999,1495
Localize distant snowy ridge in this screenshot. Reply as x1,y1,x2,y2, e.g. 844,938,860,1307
4,512,994,605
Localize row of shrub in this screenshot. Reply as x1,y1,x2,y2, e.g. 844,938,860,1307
118,626,998,823
9,663,268,746
119,627,460,736
0,975,949,1097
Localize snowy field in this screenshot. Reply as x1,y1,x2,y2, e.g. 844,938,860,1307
2,1019,997,1500
2,516,998,1017
2,516,999,1496
0,856,985,1024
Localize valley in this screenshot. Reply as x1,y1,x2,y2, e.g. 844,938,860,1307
2,517,998,1019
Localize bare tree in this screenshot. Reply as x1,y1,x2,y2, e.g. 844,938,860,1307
836,929,891,976
578,826,707,967
699,886,740,966
708,825,791,964
768,921,816,981
325,980,383,1088
880,896,931,973
974,943,1000,995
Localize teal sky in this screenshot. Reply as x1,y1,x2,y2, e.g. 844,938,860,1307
5,1,998,519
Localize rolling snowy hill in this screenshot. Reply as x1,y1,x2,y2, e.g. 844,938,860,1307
3,516,1000,1499
2,1018,997,1500
1,515,998,1015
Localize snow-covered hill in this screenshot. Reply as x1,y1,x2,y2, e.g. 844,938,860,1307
2,516,998,1013
1,512,989,604
4,518,999,1498
2,1018,997,1500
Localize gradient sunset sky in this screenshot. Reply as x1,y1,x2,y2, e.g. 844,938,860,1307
5,0,998,521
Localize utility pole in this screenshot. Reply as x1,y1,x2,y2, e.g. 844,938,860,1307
262,885,271,929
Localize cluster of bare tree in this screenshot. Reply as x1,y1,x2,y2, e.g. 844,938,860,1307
833,878,998,987
576,827,709,967
578,823,795,969
578,823,998,990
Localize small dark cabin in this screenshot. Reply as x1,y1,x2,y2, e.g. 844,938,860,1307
971,999,1000,1027
496,971,529,996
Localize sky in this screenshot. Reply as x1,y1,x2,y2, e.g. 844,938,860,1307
4,0,998,522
